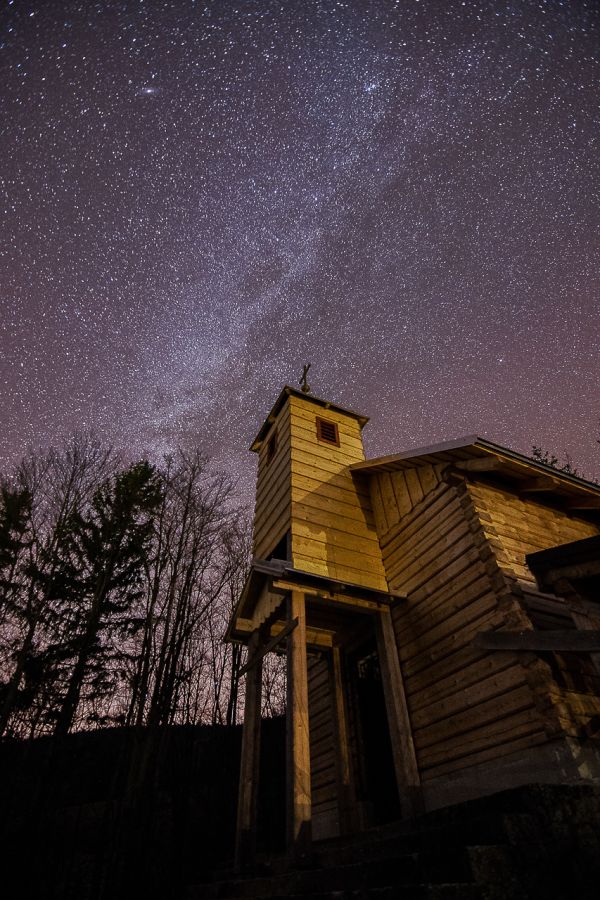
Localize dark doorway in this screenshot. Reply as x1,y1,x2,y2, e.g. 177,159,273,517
348,640,400,825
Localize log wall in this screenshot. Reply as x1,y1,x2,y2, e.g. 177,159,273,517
367,470,549,797
466,479,599,584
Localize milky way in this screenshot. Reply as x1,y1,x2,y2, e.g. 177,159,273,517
1,0,599,499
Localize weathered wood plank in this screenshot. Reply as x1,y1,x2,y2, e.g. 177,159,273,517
369,475,389,536
331,645,357,834
474,629,600,653
404,467,424,507
405,646,491,701
291,486,377,526
389,470,413,518
394,571,491,643
375,609,421,817
410,663,526,730
379,482,459,555
387,526,480,597
291,470,371,502
402,607,501,678
416,464,440,497
421,725,547,780
254,505,291,559
400,594,501,668
413,684,533,750
379,472,401,528
238,618,298,678
379,479,453,542
235,633,263,870
290,446,369,479
290,553,388,590
289,433,365,467
408,652,517,715
292,521,382,555
287,591,312,861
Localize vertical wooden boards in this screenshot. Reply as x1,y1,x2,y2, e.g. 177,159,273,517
467,480,599,584
368,465,441,534
235,633,263,870
288,393,388,591
375,609,421,817
286,591,312,861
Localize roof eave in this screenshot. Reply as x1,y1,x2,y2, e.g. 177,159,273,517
350,436,600,499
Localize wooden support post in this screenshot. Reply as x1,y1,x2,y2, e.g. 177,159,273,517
375,609,422,818
286,590,312,862
235,632,263,871
331,645,358,834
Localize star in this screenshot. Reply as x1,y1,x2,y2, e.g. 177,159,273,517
0,0,598,490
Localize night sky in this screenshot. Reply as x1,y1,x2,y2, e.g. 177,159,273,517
2,0,599,498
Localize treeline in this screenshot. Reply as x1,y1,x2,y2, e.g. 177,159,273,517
0,436,285,740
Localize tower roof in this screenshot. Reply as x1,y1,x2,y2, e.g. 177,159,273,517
249,385,369,452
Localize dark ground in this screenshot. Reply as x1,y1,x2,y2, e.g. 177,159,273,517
0,717,286,900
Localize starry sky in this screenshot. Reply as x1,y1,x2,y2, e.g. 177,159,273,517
1,0,599,498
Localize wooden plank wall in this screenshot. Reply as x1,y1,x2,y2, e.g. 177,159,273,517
368,470,548,791
466,480,599,584
288,394,388,592
253,403,291,559
307,654,339,840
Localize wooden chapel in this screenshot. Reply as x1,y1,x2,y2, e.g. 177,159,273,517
226,384,600,868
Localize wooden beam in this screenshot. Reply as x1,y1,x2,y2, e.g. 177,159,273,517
235,632,263,871
543,560,600,583
286,591,312,862
331,646,358,835
454,457,501,472
272,579,384,612
374,609,422,818
238,618,298,678
519,476,559,492
473,629,600,653
566,496,600,510
304,628,334,650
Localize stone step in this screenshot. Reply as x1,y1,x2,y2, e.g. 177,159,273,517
186,883,481,900
187,849,478,900
313,812,512,868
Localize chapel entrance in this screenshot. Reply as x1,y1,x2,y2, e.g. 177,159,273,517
348,639,401,826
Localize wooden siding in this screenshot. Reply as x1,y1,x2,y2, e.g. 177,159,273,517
288,394,388,591
466,479,599,584
308,654,339,839
368,472,548,789
253,403,291,558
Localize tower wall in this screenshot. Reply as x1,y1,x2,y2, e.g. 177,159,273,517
253,400,292,559
288,393,388,591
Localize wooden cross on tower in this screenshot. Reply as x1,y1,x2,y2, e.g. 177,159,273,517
299,363,311,394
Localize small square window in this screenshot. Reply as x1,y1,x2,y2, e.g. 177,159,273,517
316,417,340,446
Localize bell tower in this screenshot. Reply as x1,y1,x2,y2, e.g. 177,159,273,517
250,385,388,591
228,385,417,871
